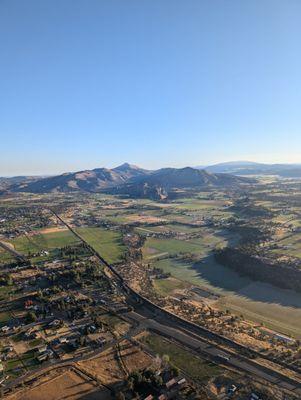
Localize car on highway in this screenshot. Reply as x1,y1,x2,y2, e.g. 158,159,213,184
227,384,237,396
217,353,230,362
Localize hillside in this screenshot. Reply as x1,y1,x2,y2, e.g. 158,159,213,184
6,164,252,197
107,167,252,200
11,163,149,193
0,176,42,191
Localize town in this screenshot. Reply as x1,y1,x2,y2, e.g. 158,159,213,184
0,177,300,399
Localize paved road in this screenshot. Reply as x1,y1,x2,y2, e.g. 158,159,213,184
3,323,140,393
0,240,26,262
51,211,301,397
126,310,301,397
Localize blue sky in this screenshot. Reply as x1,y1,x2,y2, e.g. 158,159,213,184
1,0,301,175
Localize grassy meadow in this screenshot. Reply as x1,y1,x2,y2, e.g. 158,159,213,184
76,227,126,263
153,257,301,338
141,333,221,381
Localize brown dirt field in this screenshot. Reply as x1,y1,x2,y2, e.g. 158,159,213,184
7,369,111,400
11,340,29,354
1,241,15,250
119,340,153,372
37,227,68,234
11,268,40,280
125,215,167,224
77,342,153,387
77,347,124,385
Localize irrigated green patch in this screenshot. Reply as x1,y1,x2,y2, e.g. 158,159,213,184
171,199,225,210
9,230,79,255
76,227,126,264
153,277,190,296
271,232,301,258
142,238,203,259
0,247,15,263
155,258,301,338
142,229,228,260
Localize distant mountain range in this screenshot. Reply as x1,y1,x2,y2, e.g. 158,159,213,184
2,161,301,199
1,163,251,200
9,163,150,194
107,167,251,199
198,161,301,177
0,176,43,191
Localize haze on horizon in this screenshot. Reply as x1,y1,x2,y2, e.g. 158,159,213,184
1,0,301,176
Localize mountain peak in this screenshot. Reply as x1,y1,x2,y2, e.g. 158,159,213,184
113,163,142,171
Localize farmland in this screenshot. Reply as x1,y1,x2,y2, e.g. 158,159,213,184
7,229,79,255
142,229,228,260
75,227,126,263
1,182,301,399
6,369,111,400
153,258,301,337
1,226,126,264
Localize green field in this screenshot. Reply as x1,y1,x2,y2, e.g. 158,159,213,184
171,199,225,210
0,247,15,263
136,224,202,235
5,226,125,264
143,237,203,259
9,230,79,255
271,232,301,258
153,277,190,296
143,236,220,259
153,258,301,338
142,229,228,260
141,333,221,381
76,227,126,263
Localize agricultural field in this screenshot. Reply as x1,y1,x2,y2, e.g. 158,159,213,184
142,229,228,260
7,229,79,256
6,368,110,400
170,198,226,210
143,237,205,259
271,231,301,258
1,183,301,397
0,246,15,263
136,224,204,235
153,276,190,296
75,227,126,263
153,258,301,337
1,225,126,264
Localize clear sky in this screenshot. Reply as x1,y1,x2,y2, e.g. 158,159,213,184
1,0,301,176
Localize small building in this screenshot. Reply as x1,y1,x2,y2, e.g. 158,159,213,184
37,345,48,354
165,378,176,389
177,378,186,386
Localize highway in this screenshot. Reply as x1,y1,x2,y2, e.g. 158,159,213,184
126,309,301,396
50,210,301,397
0,240,27,262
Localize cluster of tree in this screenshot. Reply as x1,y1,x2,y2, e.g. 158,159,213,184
58,243,90,259
25,310,37,323
0,274,13,286
215,247,301,292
